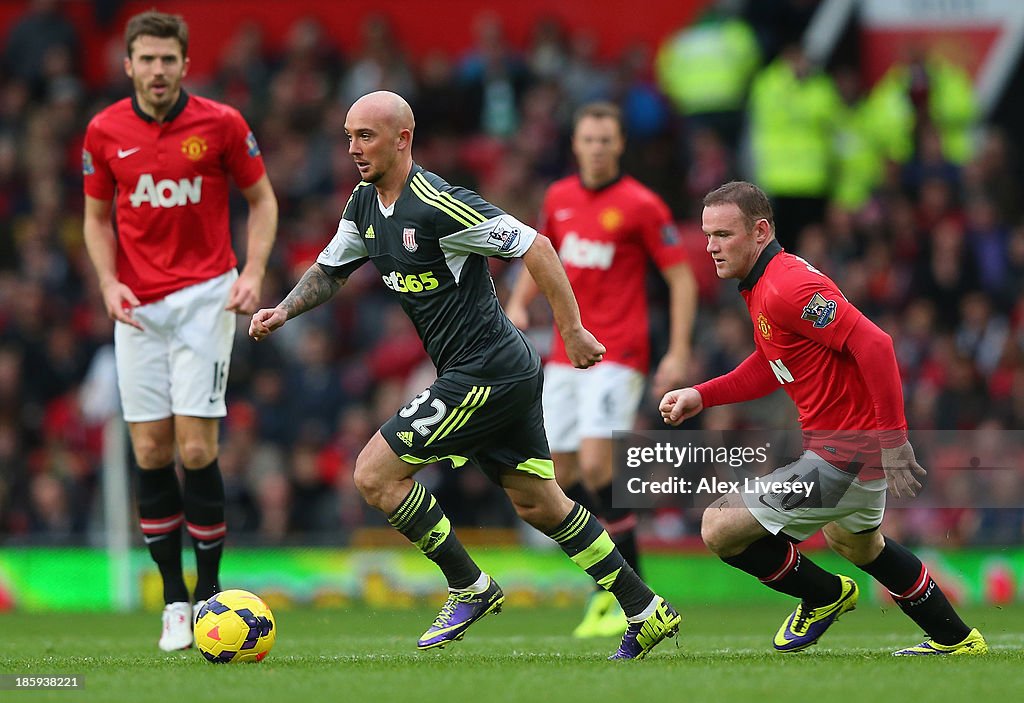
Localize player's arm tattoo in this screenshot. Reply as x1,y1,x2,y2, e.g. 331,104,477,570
279,264,346,318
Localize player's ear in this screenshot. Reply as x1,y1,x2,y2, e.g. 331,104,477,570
754,217,772,242
182,56,190,79
124,55,133,78
397,128,412,151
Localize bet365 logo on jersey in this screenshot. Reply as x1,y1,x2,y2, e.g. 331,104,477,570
129,173,203,208
382,270,439,294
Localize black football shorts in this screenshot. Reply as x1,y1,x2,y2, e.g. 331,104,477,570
381,369,554,483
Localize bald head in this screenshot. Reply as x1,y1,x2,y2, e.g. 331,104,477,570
348,90,415,136
345,91,416,189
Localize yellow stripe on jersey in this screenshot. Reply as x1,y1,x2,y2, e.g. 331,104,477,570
413,172,487,224
425,385,489,446
409,175,478,228
410,173,487,228
448,385,490,436
425,386,479,446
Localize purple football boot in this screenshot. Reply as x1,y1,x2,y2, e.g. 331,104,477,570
417,576,504,650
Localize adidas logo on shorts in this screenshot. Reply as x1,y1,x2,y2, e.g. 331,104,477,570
397,431,414,447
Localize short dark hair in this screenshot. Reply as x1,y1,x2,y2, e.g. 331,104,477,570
703,181,774,232
572,101,625,137
125,10,189,58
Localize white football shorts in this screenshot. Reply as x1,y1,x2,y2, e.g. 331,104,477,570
542,361,646,452
114,270,237,422
742,450,887,541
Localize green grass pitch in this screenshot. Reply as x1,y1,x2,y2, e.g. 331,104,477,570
1,604,1022,702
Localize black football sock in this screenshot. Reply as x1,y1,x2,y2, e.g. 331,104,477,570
595,482,642,578
388,482,482,589
183,459,227,603
546,502,655,618
137,462,188,604
859,537,971,645
723,535,842,607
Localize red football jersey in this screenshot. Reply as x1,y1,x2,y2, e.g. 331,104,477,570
539,175,688,373
83,92,265,304
742,244,906,478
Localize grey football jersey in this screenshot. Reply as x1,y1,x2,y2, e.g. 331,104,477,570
317,164,541,382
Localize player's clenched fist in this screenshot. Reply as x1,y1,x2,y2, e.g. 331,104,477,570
659,387,703,425
249,307,288,341
563,326,606,369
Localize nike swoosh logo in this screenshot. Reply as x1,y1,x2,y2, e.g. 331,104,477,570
553,209,574,221
117,147,141,158
197,539,224,551
143,533,168,544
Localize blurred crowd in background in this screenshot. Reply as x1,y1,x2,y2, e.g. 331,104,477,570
1,0,1022,548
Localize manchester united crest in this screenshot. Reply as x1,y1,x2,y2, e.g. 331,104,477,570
181,135,208,161
403,227,418,252
758,312,772,340
599,207,623,232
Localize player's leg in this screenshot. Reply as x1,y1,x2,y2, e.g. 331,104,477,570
129,419,194,651
575,362,646,581
500,470,679,659
494,371,679,659
823,521,987,655
572,438,630,636
359,378,499,649
174,416,224,609
355,432,497,650
543,364,594,510
168,272,235,614
355,429,483,588
543,363,614,636
116,303,192,651
577,364,645,640
552,448,618,637
702,453,863,652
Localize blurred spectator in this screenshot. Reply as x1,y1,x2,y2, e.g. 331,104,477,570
3,0,79,100
210,22,272,121
266,16,341,132
746,44,841,246
955,292,1009,377
865,48,978,167
831,66,886,213
459,13,532,138
560,31,612,111
527,17,570,83
338,14,416,108
656,1,760,151
912,219,979,329
963,194,1011,298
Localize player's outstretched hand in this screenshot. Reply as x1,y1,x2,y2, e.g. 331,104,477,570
659,387,703,425
563,326,605,369
101,280,144,331
249,307,287,341
882,440,927,498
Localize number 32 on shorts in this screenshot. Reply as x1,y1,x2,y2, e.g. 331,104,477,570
399,390,447,436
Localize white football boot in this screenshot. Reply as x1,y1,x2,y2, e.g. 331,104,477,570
158,601,194,651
